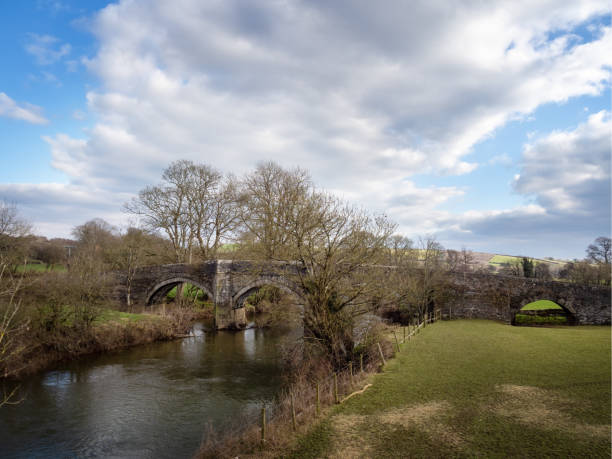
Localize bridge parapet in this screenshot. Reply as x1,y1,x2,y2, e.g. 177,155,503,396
115,261,611,329
446,271,610,325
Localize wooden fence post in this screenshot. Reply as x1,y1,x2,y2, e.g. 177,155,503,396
349,361,354,387
377,342,386,365
291,391,297,431
334,373,339,404
315,381,320,417
393,330,401,352
403,326,406,343
360,353,364,374
261,404,266,446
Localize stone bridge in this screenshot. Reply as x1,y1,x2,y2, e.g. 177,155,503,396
445,271,610,325
113,260,610,329
114,260,306,329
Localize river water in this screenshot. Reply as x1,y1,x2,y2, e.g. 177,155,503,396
0,321,300,458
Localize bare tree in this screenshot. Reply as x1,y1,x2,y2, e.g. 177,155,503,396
447,247,474,273
125,161,192,263
446,249,460,272
125,160,238,263
458,247,475,273
238,161,311,260
587,236,611,265
0,201,32,269
30,238,65,269
288,194,395,366
383,236,418,322
383,236,448,324
499,259,522,277
388,235,415,267
534,262,552,280
0,257,27,402
0,201,31,240
238,163,395,366
415,237,446,321
558,260,606,285
72,218,118,268
109,227,159,308
187,169,239,260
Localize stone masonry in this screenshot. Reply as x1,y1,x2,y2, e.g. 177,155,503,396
113,261,611,328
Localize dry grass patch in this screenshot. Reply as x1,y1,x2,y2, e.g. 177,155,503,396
494,384,609,438
379,401,464,447
330,414,371,458
329,400,463,458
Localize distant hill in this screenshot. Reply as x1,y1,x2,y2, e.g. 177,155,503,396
468,251,567,273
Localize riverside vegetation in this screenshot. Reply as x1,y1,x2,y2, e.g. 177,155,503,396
0,262,211,380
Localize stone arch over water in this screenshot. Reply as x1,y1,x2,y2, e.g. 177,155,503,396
146,277,214,305
232,277,305,309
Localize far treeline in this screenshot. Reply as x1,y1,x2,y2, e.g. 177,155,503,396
0,160,610,371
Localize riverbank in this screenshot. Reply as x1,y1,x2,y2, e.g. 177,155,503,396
0,322,294,458
284,320,611,458
2,305,212,379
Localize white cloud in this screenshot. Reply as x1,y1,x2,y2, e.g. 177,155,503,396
514,110,610,214
0,92,48,124
65,0,610,186
488,153,513,167
25,33,71,65
438,112,611,257
0,182,128,236
4,0,611,253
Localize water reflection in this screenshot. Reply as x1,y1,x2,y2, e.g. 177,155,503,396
0,322,300,459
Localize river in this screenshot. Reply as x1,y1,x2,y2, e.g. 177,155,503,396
0,320,301,458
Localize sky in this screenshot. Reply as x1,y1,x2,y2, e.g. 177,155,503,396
0,0,610,260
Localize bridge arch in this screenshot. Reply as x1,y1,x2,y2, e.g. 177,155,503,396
516,296,576,315
512,296,578,325
232,277,305,309
146,277,214,306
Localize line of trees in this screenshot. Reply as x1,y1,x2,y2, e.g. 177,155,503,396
497,238,611,286
558,237,611,286
125,161,450,365
3,161,609,369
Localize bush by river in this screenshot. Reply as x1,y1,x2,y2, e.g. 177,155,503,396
2,304,211,379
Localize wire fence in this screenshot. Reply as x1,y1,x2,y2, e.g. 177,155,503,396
198,310,442,457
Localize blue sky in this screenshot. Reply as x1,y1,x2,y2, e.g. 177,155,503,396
0,0,610,259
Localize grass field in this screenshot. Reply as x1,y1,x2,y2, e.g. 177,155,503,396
521,299,563,310
94,309,163,324
15,262,66,272
166,283,213,308
287,320,610,458
515,314,567,325
488,254,565,268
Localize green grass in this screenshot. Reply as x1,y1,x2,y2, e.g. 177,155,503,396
15,262,66,273
515,313,568,325
94,309,161,324
521,300,563,311
287,320,611,458
488,254,521,265
166,283,213,308
220,243,238,252
488,254,565,267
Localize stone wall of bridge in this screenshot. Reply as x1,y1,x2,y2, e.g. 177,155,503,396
112,260,306,329
112,261,610,329
443,272,610,325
